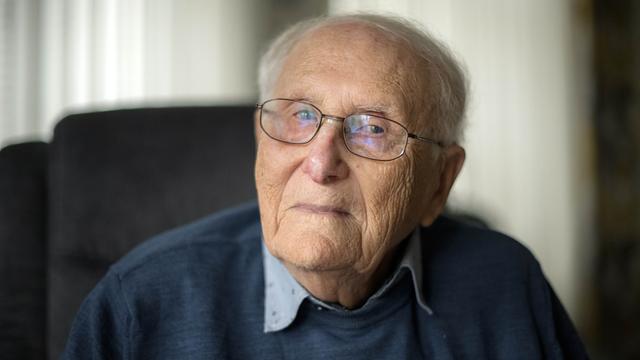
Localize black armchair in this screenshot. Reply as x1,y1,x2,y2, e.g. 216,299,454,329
0,105,257,359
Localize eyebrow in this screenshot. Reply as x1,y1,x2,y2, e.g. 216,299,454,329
291,96,315,103
352,104,391,117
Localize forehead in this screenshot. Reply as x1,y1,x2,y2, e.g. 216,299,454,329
274,23,420,122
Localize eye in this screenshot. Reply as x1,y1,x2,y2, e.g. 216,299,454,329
362,124,384,134
348,123,385,136
293,109,318,122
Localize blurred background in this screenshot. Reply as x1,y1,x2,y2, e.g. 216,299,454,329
1,0,638,358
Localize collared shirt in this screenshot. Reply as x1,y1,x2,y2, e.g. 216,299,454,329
263,227,432,333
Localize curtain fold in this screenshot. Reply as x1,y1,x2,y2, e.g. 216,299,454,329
1,0,262,147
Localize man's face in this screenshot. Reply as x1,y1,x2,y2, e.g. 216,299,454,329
255,25,442,274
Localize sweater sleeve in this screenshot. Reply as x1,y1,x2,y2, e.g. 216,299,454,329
60,270,134,359
546,282,590,359
528,257,589,359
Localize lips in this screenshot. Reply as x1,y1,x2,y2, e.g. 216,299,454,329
291,203,351,216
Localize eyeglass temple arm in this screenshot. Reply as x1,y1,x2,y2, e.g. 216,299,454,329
408,133,444,147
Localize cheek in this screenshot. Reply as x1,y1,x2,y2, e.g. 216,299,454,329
358,155,432,246
255,137,303,231
365,165,412,225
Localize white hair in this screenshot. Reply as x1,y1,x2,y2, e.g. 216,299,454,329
258,13,468,144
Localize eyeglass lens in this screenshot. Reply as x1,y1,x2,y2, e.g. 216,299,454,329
260,99,408,160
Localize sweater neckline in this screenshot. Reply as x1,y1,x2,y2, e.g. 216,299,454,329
297,269,416,330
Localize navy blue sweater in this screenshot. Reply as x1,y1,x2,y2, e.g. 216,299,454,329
62,202,587,359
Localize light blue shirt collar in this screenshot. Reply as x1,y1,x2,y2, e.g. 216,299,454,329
262,227,433,333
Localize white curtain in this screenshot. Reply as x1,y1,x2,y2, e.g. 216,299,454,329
0,0,263,147
330,0,594,323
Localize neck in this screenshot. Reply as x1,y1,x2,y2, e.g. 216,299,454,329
283,246,401,309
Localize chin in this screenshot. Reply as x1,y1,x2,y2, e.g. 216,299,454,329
266,229,359,272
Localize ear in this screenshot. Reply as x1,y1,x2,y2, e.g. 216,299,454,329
420,144,466,226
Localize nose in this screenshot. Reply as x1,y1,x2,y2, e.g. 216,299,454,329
301,116,349,184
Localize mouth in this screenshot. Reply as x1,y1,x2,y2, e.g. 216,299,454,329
291,203,351,217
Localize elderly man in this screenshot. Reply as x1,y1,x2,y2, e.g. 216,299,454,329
63,14,587,359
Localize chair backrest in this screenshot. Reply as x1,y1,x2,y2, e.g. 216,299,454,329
47,106,257,358
0,142,48,359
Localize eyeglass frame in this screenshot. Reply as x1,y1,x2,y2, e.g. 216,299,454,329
256,98,443,161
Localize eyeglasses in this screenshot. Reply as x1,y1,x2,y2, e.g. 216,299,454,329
256,98,442,161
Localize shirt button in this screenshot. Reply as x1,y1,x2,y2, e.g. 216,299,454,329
316,306,323,311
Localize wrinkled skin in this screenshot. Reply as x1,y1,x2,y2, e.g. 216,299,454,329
255,23,465,308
